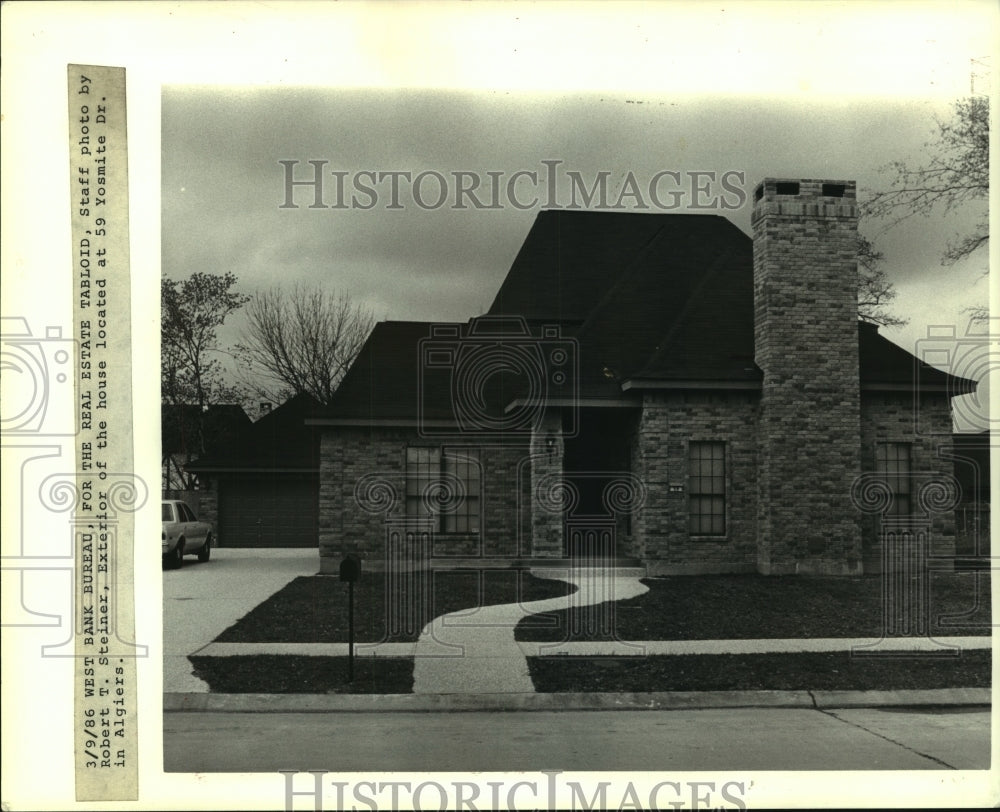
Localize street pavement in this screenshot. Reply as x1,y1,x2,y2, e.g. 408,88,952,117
163,705,991,772
163,548,318,692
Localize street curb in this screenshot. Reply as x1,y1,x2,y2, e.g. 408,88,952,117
164,687,991,713
811,687,992,708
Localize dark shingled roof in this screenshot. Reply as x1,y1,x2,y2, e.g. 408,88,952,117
313,209,977,422
858,321,974,390
186,392,322,472
488,209,678,322
161,404,251,456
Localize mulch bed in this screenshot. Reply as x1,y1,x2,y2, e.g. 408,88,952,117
214,569,574,644
190,655,414,694
515,571,992,642
527,650,992,693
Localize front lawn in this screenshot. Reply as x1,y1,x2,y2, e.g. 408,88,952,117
515,571,992,642
215,569,574,644
190,655,414,694
527,650,992,693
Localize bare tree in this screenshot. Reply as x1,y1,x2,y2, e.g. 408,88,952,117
857,235,907,328
239,286,375,406
863,96,989,266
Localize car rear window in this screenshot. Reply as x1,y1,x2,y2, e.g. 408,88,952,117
162,503,174,522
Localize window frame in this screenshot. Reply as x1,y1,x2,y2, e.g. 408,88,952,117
405,446,482,534
688,440,727,538
875,442,913,518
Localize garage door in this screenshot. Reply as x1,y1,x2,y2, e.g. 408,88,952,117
218,476,318,547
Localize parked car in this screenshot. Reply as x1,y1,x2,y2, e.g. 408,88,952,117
162,499,213,568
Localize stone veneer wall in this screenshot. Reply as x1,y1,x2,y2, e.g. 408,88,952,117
859,391,957,572
318,427,529,572
630,391,759,574
752,178,863,574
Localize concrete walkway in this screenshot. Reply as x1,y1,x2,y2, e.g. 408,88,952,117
411,570,648,693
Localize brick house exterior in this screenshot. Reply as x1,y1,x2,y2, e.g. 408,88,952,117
308,177,976,575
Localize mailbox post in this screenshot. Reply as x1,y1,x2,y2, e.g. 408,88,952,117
339,554,362,682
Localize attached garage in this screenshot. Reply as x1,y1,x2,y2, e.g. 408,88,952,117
218,475,318,548
185,394,322,549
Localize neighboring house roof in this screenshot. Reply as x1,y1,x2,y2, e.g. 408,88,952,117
185,392,322,472
311,209,978,424
161,404,251,456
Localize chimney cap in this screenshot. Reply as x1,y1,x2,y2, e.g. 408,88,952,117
753,178,856,204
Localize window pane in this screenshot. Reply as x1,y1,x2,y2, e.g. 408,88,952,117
689,442,726,536
438,447,482,534
875,443,912,517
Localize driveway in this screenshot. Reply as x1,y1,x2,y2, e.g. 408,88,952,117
163,548,319,692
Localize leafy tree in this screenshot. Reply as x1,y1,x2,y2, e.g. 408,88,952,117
863,96,989,266
238,286,375,406
161,272,249,488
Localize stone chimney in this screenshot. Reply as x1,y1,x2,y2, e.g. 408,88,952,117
751,178,862,574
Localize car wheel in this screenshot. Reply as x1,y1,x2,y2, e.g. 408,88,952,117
167,539,185,569
197,534,212,562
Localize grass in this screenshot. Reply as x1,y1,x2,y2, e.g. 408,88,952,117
214,569,574,644
514,571,992,642
527,650,992,693
197,568,991,694
190,655,414,694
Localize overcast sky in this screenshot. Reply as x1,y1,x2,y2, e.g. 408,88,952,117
163,88,988,343
155,2,994,432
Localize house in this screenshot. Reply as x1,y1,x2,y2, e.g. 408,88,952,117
161,403,251,491
308,178,977,575
184,393,322,547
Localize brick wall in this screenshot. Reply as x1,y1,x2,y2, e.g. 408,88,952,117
859,391,957,571
318,427,529,572
752,178,863,574
631,391,759,574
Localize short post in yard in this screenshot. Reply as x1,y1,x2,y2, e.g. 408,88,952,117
339,554,362,682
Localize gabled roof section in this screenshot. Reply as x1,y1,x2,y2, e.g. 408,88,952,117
185,392,322,472
161,404,251,456
317,321,445,421
858,321,978,392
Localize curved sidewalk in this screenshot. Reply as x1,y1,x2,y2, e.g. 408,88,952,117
411,569,649,694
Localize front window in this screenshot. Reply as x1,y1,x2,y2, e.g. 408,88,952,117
876,442,912,517
689,441,726,536
405,447,481,533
